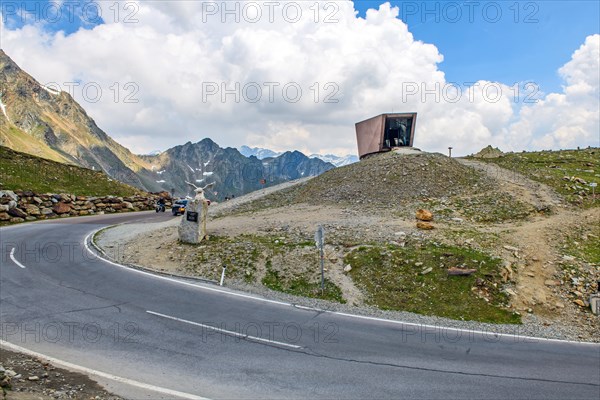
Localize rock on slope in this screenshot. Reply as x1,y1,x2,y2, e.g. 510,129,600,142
473,145,504,158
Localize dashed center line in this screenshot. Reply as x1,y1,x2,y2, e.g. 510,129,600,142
147,310,302,349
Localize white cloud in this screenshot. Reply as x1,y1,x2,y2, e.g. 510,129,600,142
1,1,598,156
508,34,599,150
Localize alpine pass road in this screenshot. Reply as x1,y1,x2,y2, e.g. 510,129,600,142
1,212,599,399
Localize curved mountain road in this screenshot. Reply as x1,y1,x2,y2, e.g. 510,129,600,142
1,212,599,399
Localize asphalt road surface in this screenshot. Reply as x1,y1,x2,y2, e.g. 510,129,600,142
1,212,599,399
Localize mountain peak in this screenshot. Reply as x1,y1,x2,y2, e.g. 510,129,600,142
0,49,147,188
198,138,216,145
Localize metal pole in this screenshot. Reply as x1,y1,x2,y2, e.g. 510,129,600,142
320,236,324,294
315,225,325,295
448,147,453,157
220,266,226,286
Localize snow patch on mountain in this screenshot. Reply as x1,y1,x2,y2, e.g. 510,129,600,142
310,154,359,167
0,95,9,121
239,145,282,159
41,85,60,95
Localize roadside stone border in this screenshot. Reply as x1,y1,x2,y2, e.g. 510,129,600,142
0,189,172,224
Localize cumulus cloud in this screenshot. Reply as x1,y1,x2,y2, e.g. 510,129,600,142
1,1,598,155
508,34,599,150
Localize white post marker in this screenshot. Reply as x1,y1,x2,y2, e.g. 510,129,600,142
219,266,226,286
315,225,325,293
590,182,597,203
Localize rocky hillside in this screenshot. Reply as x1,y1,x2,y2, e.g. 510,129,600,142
138,139,334,200
0,50,149,188
235,151,495,209
232,149,545,224
293,151,489,205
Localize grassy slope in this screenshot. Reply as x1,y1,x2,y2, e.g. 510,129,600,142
475,148,599,207
345,242,520,324
0,146,143,196
188,234,346,303
0,124,72,164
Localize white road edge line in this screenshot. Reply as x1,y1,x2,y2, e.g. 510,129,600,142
84,231,290,307
85,229,600,347
9,247,26,269
147,310,302,349
0,340,210,400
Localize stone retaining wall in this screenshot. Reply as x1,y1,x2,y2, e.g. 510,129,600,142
0,190,172,224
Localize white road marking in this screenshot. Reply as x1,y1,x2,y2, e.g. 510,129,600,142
0,340,210,400
85,229,600,346
9,248,26,269
84,230,290,307
147,310,302,349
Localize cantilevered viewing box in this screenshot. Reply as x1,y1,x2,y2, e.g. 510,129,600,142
355,113,417,159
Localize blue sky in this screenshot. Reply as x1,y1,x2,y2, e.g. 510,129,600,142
354,1,600,93
4,1,598,94
1,0,103,33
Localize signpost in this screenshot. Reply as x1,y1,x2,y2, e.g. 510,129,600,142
260,178,267,194
591,182,597,203
315,225,325,294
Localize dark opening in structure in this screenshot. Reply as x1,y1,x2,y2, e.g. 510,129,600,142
383,116,413,149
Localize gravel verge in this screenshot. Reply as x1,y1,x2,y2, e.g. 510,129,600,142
0,349,121,400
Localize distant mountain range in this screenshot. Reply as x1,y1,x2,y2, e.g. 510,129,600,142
239,145,358,167
137,140,333,199
0,50,334,200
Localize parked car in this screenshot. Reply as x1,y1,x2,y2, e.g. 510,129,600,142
172,199,188,216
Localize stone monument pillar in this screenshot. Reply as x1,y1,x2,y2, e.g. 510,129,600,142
178,181,213,244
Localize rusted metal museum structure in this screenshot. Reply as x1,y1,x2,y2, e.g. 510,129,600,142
355,113,417,159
